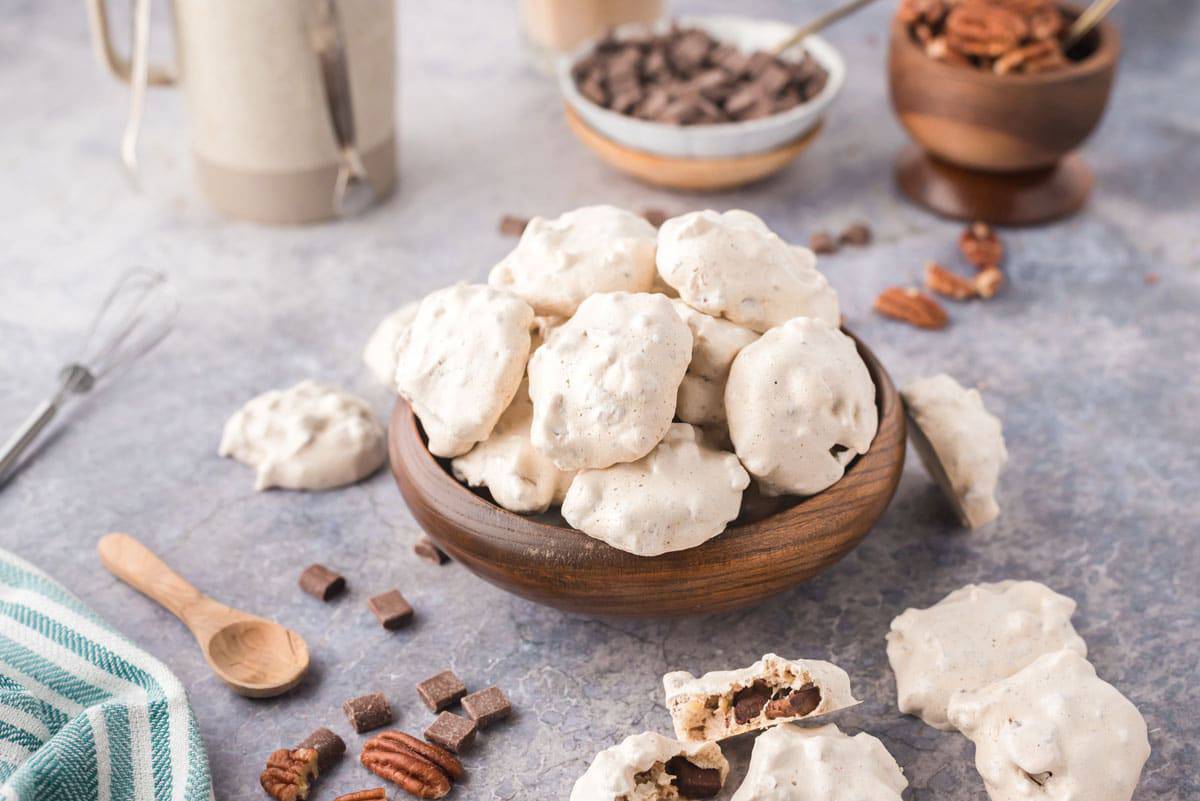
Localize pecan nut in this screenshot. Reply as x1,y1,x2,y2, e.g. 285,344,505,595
994,39,1066,74
959,221,1004,269
333,791,387,801
975,267,1005,298
898,0,948,27
925,262,979,300
369,730,464,780
945,2,1028,57
874,287,949,329
361,730,463,800
260,748,318,801
925,36,974,67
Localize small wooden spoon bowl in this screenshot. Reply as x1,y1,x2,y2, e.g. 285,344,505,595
389,333,905,617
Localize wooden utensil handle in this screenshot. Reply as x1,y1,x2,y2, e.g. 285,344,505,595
97,533,217,632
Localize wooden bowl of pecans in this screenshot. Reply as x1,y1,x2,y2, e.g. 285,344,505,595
887,1,1120,223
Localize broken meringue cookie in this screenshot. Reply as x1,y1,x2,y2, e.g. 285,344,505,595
362,301,419,388
394,283,534,458
656,209,839,333
528,291,692,471
451,379,574,514
730,723,907,801
663,653,858,743
886,580,1087,731
947,649,1150,801
561,423,749,557
726,317,878,496
670,299,759,426
570,731,728,801
901,373,1008,528
489,205,658,317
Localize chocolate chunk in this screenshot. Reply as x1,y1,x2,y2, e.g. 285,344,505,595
461,686,511,727
642,208,668,228
499,215,529,237
413,536,449,565
731,681,772,724
297,727,346,772
299,564,345,601
745,51,775,77
809,231,838,254
343,693,393,734
764,685,822,719
611,88,643,115
724,84,764,116
579,76,608,106
416,671,467,712
757,63,792,96
424,712,477,754
665,755,723,799
669,30,712,74
368,589,414,630
839,222,873,246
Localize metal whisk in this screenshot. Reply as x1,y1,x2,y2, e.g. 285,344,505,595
0,268,178,487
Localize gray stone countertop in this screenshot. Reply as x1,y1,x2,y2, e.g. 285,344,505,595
1,1,1197,799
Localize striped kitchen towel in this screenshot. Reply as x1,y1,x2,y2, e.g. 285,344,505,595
0,548,212,801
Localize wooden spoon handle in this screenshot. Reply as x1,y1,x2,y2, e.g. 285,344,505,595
97,532,221,636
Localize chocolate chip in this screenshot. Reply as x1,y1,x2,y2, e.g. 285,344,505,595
413,536,449,565
499,215,529,237
297,727,346,772
665,756,723,799
461,686,511,728
809,231,839,254
764,684,822,719
343,693,393,734
839,222,873,246
368,589,413,630
642,208,668,228
731,681,772,724
424,712,476,754
299,564,345,601
416,671,467,712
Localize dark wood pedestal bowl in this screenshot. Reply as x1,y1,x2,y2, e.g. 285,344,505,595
389,334,905,618
888,11,1119,225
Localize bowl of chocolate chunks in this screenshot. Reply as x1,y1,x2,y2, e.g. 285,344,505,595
559,15,846,159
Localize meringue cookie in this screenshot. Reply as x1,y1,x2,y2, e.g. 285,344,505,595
886,580,1087,731
730,723,907,801
219,380,386,491
726,317,877,496
656,209,839,333
663,652,858,743
362,302,418,387
490,205,658,317
561,423,749,556
670,299,758,425
451,379,574,514
394,283,533,457
528,291,692,471
570,731,728,801
902,373,1008,528
947,649,1149,801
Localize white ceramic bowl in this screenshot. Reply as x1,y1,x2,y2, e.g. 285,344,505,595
558,15,846,159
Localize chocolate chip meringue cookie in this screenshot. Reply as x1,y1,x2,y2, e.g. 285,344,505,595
570,731,728,801
529,291,692,471
726,317,877,496
663,653,857,743
219,380,386,491
887,580,1087,731
561,423,748,556
656,209,839,333
489,205,658,317
948,649,1150,801
451,379,574,514
394,283,534,457
669,299,758,426
730,723,907,801
902,373,1008,528
362,302,419,387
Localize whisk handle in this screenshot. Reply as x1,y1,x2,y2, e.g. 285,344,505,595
0,399,59,487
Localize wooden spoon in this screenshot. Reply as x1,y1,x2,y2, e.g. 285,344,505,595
97,532,309,698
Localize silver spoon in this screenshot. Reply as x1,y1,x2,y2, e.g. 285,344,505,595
1063,0,1120,51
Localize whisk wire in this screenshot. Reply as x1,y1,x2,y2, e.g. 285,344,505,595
79,267,177,380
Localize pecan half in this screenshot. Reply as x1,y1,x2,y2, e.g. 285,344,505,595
361,730,462,800
1028,5,1064,40
898,0,948,27
874,287,949,329
261,748,318,801
925,36,974,67
994,39,1066,74
959,221,1004,269
333,791,387,801
925,261,978,300
369,730,464,781
945,2,1028,57
975,267,1005,298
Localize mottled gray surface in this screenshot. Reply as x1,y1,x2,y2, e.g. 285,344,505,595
1,1,1198,799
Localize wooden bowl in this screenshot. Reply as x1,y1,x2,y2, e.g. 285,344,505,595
388,333,905,617
887,8,1119,222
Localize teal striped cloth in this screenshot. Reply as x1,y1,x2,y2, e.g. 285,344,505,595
0,548,212,801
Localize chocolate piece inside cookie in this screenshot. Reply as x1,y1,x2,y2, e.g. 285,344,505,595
665,755,723,799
